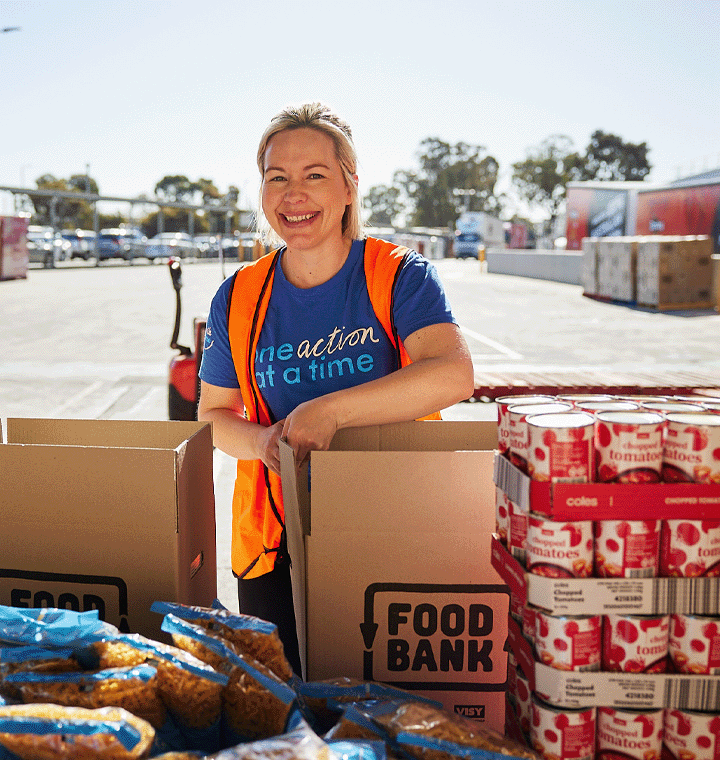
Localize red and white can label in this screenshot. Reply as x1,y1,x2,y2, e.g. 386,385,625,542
602,613,669,672
497,394,555,455
660,519,720,577
597,707,664,760
523,604,536,645
508,499,528,565
594,411,665,484
530,695,596,760
669,613,720,674
526,515,594,578
495,486,511,544
594,520,661,578
514,662,532,736
662,413,720,483
508,402,572,473
663,709,720,760
535,611,602,671
527,411,595,483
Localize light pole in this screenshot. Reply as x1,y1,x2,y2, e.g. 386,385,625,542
452,188,476,213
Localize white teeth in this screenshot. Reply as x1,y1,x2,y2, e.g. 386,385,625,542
285,213,315,223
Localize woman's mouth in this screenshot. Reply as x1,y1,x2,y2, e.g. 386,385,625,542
282,212,319,225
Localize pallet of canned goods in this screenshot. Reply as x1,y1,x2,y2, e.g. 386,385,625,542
492,393,720,759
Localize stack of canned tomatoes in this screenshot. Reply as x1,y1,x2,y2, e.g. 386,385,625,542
493,392,720,760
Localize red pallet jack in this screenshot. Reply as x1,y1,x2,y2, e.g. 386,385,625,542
167,257,206,421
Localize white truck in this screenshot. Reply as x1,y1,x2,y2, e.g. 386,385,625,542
454,212,506,258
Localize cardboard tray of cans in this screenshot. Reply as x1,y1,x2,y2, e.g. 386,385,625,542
491,535,720,617
505,613,720,712
494,452,720,521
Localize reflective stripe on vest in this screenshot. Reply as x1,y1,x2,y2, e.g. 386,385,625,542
226,238,439,579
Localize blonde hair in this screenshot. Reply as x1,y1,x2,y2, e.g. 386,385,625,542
255,102,365,246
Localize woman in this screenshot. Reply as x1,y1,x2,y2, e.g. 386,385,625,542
197,102,474,675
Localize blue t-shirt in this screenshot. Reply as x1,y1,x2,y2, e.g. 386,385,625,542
199,239,456,421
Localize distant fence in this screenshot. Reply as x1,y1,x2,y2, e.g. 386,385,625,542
484,248,583,285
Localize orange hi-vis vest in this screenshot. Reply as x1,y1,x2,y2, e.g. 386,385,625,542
226,237,441,579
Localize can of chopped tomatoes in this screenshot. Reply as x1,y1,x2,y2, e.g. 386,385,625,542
642,400,706,415
530,695,596,760
602,613,669,672
575,400,640,414
507,402,573,473
662,412,720,484
669,613,720,674
594,411,665,483
664,709,720,760
594,519,661,578
557,393,616,406
660,519,720,577
526,411,595,483
526,514,594,578
514,661,532,736
496,394,555,456
535,610,602,671
596,707,664,760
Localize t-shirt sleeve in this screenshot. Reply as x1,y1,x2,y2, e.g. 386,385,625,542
198,275,240,388
392,251,457,341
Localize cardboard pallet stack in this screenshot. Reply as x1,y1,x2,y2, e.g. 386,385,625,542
636,235,715,309
491,451,720,758
581,235,717,311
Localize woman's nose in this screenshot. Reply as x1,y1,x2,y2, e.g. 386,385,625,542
283,180,306,201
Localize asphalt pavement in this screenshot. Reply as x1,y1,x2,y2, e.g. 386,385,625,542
2,256,719,609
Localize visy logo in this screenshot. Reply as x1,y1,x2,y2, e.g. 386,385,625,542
455,705,485,720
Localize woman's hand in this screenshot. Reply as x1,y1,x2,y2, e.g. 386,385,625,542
257,419,286,475
282,396,338,466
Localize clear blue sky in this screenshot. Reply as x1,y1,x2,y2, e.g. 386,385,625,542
1,0,718,220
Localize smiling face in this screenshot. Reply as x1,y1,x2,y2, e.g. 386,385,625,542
261,127,353,257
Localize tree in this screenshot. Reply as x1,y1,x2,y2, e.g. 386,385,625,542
580,130,651,181
364,183,403,226
154,175,201,204
511,135,584,234
397,138,502,228
28,174,98,228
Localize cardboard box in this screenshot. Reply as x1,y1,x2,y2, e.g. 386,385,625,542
0,419,217,642
494,453,720,521
581,237,599,296
280,420,509,731
596,237,637,302
636,236,714,308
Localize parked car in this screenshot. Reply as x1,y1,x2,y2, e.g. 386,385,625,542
26,226,72,268
62,229,97,260
145,232,198,261
96,228,147,263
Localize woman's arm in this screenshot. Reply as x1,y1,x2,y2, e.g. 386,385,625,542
197,382,285,474
281,322,474,463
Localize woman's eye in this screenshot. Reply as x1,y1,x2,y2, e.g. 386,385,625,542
308,173,324,180
267,175,286,182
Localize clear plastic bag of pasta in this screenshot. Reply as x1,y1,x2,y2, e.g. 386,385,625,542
160,614,303,747
151,601,295,682
0,703,155,760
360,700,541,760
